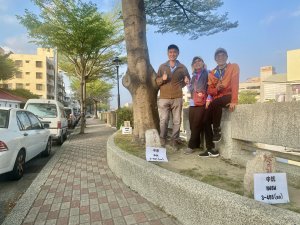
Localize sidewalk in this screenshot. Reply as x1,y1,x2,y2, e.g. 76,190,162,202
17,119,181,225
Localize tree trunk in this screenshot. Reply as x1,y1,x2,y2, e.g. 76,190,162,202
93,100,98,119
80,75,86,134
122,0,159,142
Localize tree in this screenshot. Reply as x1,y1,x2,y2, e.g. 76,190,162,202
121,0,238,141
71,78,113,119
6,88,40,100
18,0,123,133
239,91,258,104
0,53,19,81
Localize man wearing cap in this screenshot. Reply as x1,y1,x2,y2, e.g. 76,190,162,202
156,44,190,150
206,48,239,143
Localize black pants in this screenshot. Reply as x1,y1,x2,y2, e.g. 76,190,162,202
188,106,214,150
206,95,231,129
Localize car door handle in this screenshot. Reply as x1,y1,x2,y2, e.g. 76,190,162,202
23,133,28,136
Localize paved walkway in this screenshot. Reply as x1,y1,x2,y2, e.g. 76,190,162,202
21,119,181,225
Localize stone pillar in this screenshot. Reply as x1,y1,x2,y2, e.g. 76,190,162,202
110,111,116,127
218,109,253,165
107,112,111,125
145,129,161,147
243,151,276,197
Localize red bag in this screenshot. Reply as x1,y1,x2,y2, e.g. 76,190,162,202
193,91,206,106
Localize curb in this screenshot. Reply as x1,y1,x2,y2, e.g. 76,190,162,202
107,132,300,225
2,126,81,225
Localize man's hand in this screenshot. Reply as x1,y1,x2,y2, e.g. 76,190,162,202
226,102,237,112
184,76,190,85
162,71,168,81
205,101,211,109
216,83,224,91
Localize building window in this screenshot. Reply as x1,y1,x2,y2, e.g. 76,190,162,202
36,61,43,68
25,60,30,63
26,83,30,86
16,83,23,89
36,84,43,90
15,71,22,78
15,60,23,67
26,72,30,75
36,72,43,79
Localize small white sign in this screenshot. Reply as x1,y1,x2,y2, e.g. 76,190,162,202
254,173,289,204
146,147,168,162
122,127,132,134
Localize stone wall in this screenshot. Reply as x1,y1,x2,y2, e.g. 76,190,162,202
107,134,300,225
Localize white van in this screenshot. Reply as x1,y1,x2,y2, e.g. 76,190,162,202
24,99,68,145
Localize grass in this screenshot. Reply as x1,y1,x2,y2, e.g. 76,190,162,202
114,131,244,196
178,168,244,195
113,131,300,213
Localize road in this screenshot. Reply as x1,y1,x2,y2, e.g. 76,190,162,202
0,143,60,224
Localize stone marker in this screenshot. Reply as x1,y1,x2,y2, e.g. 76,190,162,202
124,121,131,127
244,151,276,197
145,129,161,147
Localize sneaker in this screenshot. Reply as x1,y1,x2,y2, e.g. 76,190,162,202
198,150,220,158
171,140,180,151
213,128,222,142
184,148,194,155
160,138,166,147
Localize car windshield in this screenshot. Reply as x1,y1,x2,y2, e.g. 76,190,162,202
26,103,57,118
0,109,9,128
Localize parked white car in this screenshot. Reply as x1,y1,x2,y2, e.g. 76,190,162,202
0,107,52,180
24,99,68,145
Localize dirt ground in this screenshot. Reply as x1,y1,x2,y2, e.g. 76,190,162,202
114,133,300,214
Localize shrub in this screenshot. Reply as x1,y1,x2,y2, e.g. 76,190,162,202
116,107,133,129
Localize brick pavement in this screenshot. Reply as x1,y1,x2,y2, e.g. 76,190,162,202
21,119,181,225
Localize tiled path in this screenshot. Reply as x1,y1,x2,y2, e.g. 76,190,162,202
21,120,181,225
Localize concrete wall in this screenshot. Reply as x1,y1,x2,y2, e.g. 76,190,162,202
107,134,300,225
230,102,300,150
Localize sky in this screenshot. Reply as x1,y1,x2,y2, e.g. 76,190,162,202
0,0,300,109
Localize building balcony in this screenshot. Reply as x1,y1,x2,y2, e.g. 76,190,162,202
47,79,54,86
47,70,54,76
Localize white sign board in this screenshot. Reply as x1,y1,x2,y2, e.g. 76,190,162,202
122,127,132,134
146,147,168,162
254,173,289,204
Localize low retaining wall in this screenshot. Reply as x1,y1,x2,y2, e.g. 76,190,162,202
107,134,300,225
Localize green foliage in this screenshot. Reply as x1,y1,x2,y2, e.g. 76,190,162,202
116,107,133,129
70,78,113,103
144,0,238,39
0,53,19,81
18,0,124,80
238,91,258,104
5,88,39,100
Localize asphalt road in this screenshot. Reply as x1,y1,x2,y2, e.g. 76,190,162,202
0,143,60,224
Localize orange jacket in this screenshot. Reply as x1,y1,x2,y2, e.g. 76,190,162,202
207,63,240,104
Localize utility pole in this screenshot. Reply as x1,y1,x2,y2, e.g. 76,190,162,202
54,47,58,100
113,57,121,109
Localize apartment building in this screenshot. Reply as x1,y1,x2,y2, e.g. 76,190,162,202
0,48,66,102
260,49,300,102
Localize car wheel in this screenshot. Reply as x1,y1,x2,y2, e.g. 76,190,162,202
57,134,64,145
42,138,52,157
10,150,25,180
63,131,68,141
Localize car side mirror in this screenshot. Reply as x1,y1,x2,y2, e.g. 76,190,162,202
43,123,50,129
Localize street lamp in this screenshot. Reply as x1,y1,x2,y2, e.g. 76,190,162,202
113,56,121,109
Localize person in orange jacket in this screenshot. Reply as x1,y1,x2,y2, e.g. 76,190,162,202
205,48,239,145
